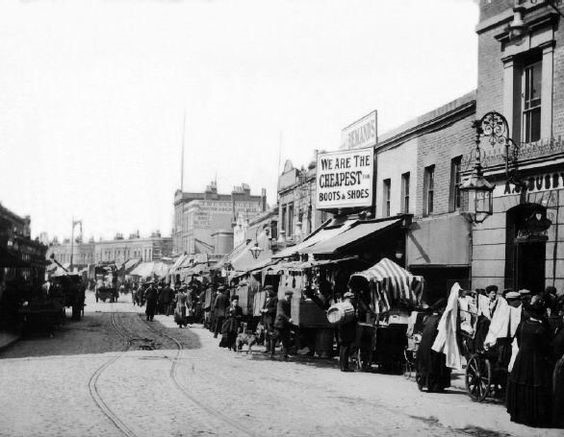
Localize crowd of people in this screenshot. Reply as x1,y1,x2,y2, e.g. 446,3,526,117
130,278,295,358
129,276,564,429
415,285,564,428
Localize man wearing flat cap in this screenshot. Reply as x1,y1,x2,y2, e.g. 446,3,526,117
274,290,293,358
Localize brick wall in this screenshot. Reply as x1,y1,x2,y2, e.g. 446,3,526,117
476,26,505,118
415,112,476,218
479,0,513,22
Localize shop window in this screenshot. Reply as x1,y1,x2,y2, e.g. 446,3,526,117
424,165,435,216
383,179,391,217
449,156,462,212
522,60,542,143
401,172,410,214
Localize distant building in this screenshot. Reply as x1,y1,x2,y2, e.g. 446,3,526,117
47,239,96,268
173,181,267,256
94,232,172,264
46,231,172,269
277,157,329,247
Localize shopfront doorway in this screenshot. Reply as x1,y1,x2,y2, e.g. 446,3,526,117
505,203,551,293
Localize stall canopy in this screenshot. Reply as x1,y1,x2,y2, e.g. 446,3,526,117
302,217,403,256
349,257,424,313
129,261,170,279
273,219,356,259
122,258,142,274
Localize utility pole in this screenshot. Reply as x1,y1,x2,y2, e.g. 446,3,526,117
69,219,82,272
180,110,186,191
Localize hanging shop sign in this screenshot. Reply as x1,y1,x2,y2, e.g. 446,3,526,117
316,147,374,210
341,111,378,150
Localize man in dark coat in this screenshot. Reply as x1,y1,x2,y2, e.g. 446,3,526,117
220,295,243,350
416,298,450,392
158,282,171,315
261,285,278,353
213,286,228,338
273,290,293,358
144,281,158,321
337,291,358,372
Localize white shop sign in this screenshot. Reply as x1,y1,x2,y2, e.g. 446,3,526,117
341,110,377,150
316,147,373,210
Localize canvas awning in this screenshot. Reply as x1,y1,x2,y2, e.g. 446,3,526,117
349,257,424,313
302,218,403,255
272,219,356,259
129,261,170,278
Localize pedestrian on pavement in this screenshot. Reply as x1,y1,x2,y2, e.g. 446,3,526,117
415,298,450,392
337,291,358,372
220,295,243,350
165,283,175,316
213,286,228,339
174,286,188,328
273,290,293,358
144,281,158,322
261,285,278,354
158,282,171,315
506,295,553,427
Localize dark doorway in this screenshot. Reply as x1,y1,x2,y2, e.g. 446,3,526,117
514,241,545,293
505,203,550,293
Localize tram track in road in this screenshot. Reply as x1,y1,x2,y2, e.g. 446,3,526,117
141,317,258,437
87,310,138,437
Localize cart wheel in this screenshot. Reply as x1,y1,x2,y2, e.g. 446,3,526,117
465,354,492,402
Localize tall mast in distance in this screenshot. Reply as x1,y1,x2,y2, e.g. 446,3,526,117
180,110,186,192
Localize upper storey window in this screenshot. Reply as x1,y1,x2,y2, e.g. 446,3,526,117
522,60,542,143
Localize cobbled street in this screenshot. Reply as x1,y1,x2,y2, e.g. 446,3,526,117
0,292,560,437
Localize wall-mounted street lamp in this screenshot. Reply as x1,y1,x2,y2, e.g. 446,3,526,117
249,224,268,260
460,113,498,224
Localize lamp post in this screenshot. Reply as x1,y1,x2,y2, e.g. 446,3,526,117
249,225,266,260
69,218,82,271
460,113,499,224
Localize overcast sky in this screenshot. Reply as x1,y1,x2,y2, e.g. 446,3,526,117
0,0,478,241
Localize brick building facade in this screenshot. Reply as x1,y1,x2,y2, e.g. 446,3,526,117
373,92,476,299
470,0,564,292
173,181,267,256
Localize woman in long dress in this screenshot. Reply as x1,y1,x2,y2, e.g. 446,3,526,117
416,299,450,392
506,296,553,427
174,287,188,328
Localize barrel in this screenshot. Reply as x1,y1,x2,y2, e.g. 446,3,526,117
326,301,355,325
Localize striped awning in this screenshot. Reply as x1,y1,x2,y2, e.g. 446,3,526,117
349,257,424,313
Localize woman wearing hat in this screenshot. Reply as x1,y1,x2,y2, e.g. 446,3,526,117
506,295,553,427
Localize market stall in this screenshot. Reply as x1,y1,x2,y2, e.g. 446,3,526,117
347,258,425,372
